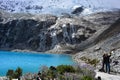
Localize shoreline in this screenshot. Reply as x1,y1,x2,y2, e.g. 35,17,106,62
0,49,74,56
0,49,77,65
12,49,74,57
0,48,74,54
0,49,75,60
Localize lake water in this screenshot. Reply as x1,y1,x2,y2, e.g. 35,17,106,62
0,51,75,76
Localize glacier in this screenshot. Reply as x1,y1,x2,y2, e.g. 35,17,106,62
0,0,120,15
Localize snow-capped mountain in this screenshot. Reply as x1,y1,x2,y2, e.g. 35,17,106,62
0,0,120,15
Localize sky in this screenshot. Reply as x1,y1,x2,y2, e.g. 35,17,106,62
70,0,120,9
1,0,120,9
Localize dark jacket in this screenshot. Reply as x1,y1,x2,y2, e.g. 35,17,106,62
104,55,111,63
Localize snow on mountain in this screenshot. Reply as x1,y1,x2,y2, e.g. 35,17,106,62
0,0,120,15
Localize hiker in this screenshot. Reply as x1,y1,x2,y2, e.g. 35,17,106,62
104,52,112,73
100,54,106,72
99,52,106,72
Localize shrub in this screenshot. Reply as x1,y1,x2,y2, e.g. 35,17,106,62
47,69,56,80
81,76,93,80
80,56,99,66
49,66,56,71
39,66,49,80
14,67,22,79
6,69,14,80
6,67,22,80
89,59,99,67
56,65,75,74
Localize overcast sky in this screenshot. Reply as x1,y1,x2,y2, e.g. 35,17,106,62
73,0,120,9
1,0,120,9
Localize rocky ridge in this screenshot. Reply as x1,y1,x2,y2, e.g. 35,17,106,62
74,18,120,74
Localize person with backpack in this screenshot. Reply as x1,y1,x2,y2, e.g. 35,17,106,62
104,52,112,74
100,53,106,72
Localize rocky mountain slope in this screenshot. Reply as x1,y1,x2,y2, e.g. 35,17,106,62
0,10,120,53
74,17,120,74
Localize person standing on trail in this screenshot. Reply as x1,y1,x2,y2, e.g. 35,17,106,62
101,53,106,72
104,52,112,74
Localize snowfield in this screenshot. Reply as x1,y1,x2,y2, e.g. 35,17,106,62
0,0,120,15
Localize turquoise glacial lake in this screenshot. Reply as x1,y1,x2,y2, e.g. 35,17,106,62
0,51,75,76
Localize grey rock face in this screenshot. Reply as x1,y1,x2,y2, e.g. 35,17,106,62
0,10,120,53
71,6,84,14
0,11,57,51
75,11,120,51
0,11,94,52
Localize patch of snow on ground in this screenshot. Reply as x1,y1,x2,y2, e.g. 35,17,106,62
95,70,120,80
